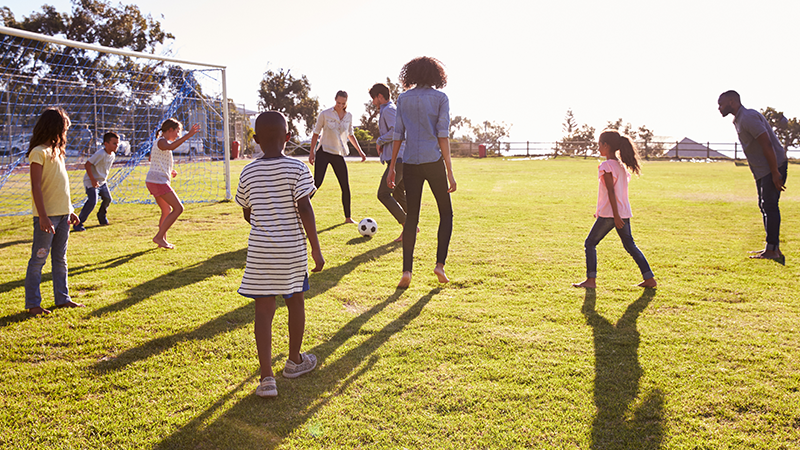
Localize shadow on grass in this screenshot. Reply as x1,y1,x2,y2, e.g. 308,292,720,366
93,242,400,372
153,287,439,450
582,288,664,450
0,238,31,250
88,248,246,318
317,222,346,235
0,249,154,325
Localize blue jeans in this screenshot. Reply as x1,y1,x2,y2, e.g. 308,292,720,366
78,184,112,225
25,215,72,309
756,162,788,251
584,217,654,280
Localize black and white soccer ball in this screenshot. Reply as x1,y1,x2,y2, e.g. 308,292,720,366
358,218,378,236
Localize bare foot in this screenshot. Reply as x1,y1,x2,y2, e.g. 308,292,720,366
638,278,657,288
572,279,596,288
398,271,412,288
153,236,175,249
345,217,357,224
28,306,51,316
54,301,85,308
750,250,783,260
434,264,449,284
393,231,404,242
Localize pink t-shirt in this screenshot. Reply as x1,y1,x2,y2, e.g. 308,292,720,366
596,159,632,219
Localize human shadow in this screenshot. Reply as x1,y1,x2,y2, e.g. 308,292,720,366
0,238,30,251
582,288,664,450
0,250,154,325
93,242,400,371
88,248,246,318
316,222,346,235
153,287,439,450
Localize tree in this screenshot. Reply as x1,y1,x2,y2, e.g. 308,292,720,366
556,109,596,157
359,77,401,138
761,106,800,152
257,69,319,137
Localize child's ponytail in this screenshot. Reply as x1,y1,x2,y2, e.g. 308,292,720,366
27,108,70,159
599,129,641,175
158,118,182,139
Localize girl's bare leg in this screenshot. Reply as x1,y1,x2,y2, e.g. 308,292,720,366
153,191,183,249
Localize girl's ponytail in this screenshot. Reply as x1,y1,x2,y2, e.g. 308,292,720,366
599,129,641,175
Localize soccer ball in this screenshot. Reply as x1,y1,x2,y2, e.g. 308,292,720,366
358,218,378,236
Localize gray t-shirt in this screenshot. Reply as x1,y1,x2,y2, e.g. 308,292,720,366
734,106,787,180
83,149,115,188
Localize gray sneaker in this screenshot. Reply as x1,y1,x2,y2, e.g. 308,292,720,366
256,376,277,398
283,353,317,378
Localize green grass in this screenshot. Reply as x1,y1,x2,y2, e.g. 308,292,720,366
1,157,799,449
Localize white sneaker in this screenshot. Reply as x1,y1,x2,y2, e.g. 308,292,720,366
256,376,277,398
283,353,317,379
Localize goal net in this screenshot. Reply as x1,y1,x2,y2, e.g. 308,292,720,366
0,26,231,217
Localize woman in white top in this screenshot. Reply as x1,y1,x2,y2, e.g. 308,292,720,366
308,91,367,223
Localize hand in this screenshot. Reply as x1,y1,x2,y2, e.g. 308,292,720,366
447,173,457,193
387,167,396,189
773,172,786,192
39,216,55,234
188,123,200,136
68,213,80,226
614,217,624,229
308,152,315,165
310,248,325,272
171,170,178,178
360,151,367,162
376,146,382,157
92,181,100,188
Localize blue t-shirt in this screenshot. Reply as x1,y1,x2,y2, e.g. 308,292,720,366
393,86,450,165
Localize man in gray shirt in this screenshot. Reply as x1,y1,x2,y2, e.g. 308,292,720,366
718,90,788,262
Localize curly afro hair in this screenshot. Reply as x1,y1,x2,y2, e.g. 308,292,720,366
399,57,447,89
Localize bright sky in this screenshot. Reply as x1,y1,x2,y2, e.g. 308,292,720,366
5,0,800,144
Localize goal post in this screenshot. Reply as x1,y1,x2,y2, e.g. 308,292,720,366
0,25,232,217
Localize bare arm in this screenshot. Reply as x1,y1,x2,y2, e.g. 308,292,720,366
388,140,403,188
348,134,366,161
242,207,251,225
438,137,457,193
756,132,786,192
297,195,324,272
30,163,54,233
157,124,200,151
84,161,99,188
603,171,624,229
309,133,320,165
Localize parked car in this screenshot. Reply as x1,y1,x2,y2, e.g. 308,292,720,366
0,135,30,157
173,137,204,157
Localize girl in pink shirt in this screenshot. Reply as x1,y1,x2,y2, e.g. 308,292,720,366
573,130,656,289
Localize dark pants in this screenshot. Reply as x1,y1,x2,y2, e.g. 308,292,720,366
79,184,112,225
314,151,351,219
402,158,453,273
584,218,654,280
756,161,788,251
378,161,407,224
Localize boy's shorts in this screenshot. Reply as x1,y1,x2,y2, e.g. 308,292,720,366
238,274,310,300
146,182,174,198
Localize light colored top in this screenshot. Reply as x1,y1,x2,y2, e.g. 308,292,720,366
733,105,787,180
145,138,173,184
28,145,73,217
313,107,353,157
377,100,404,163
393,85,450,165
596,159,632,219
236,157,317,296
83,148,115,188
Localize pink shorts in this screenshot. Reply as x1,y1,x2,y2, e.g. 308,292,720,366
146,182,174,198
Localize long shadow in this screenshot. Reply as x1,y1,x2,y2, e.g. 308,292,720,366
316,222,346,235
88,248,246,318
154,288,439,450
0,238,31,251
93,242,400,371
0,249,154,327
583,288,664,450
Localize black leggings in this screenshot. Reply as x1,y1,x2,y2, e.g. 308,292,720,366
313,150,351,218
402,158,453,273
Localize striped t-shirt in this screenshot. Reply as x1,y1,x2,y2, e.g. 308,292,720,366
236,157,316,296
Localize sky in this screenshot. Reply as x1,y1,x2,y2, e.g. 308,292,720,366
4,0,800,144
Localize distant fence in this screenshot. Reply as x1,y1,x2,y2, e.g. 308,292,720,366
277,140,800,160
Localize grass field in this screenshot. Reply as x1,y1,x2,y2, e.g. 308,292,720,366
1,157,799,449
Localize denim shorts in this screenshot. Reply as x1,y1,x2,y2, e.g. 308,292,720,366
238,274,310,300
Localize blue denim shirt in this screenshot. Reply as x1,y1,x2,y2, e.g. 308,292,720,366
377,100,404,164
393,86,450,165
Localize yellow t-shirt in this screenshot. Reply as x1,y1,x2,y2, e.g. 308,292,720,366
28,145,73,217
